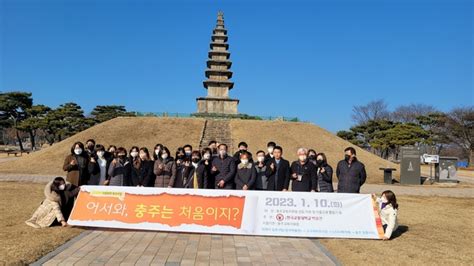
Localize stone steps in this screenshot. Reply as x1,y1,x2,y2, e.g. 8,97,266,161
199,119,233,151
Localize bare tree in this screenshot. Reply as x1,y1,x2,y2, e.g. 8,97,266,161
351,99,390,125
391,103,438,123
444,106,474,166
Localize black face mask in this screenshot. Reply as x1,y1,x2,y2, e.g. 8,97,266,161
344,155,351,161
309,155,316,160
316,159,324,165
192,158,200,163
87,145,95,151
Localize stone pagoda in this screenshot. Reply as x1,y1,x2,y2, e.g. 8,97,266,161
196,11,239,115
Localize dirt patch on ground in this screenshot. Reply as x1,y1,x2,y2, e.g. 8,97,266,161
321,196,474,265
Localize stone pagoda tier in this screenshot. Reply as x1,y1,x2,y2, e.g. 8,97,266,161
196,11,239,115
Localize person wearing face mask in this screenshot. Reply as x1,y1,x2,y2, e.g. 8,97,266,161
183,144,193,159
315,153,334,192
25,177,79,228
233,142,253,164
127,146,140,186
234,152,257,190
254,150,268,190
107,145,117,159
107,147,129,186
208,140,218,157
265,146,290,191
63,141,90,186
290,148,317,192
211,144,236,189
180,151,208,189
372,190,399,240
336,147,367,193
85,139,96,157
154,146,177,187
201,148,214,189
264,141,276,164
152,144,164,161
308,149,317,165
88,144,112,185
175,147,186,166
130,147,155,187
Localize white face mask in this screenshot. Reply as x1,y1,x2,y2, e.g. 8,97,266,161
203,154,211,160
257,156,265,162
74,148,82,155
241,159,249,165
155,149,160,156
267,147,274,154
298,155,307,161
130,151,138,158
97,151,105,158
219,150,226,156
59,184,65,190
185,151,192,155
381,196,388,203
161,153,168,160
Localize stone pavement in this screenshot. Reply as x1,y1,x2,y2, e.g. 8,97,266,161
33,229,338,265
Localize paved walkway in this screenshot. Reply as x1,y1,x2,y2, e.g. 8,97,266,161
33,229,338,265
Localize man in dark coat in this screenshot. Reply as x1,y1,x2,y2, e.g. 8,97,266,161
289,148,317,192
336,147,367,193
211,144,236,189
265,146,291,191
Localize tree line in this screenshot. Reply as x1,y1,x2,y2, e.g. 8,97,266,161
336,99,473,166
0,92,135,150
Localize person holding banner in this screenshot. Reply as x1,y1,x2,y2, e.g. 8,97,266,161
315,153,334,192
290,148,317,192
336,147,367,193
25,177,79,228
265,146,290,191
234,151,257,190
211,143,236,189
154,146,177,188
373,190,399,240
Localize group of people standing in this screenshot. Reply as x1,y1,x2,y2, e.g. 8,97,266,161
62,139,367,193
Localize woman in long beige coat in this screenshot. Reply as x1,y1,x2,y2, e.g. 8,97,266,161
25,177,72,228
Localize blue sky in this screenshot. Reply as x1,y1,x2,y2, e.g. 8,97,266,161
1,0,472,132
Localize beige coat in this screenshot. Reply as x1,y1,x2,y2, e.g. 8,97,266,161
25,181,65,228
378,199,398,239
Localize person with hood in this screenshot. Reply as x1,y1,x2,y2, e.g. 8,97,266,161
25,177,79,228
154,146,177,187
107,147,129,186
289,148,317,192
315,153,334,192
336,147,367,193
234,152,257,190
63,141,89,186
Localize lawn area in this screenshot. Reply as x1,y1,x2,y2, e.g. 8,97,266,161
0,182,84,265
0,181,473,265
321,196,474,265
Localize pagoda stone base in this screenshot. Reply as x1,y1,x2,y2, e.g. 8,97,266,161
196,97,239,115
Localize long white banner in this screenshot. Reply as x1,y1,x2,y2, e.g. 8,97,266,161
68,186,384,239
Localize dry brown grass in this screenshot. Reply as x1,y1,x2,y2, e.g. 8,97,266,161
321,196,474,265
0,117,206,176
0,117,399,183
0,182,84,265
230,119,399,183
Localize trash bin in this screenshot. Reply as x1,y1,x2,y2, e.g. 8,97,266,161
435,157,459,183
